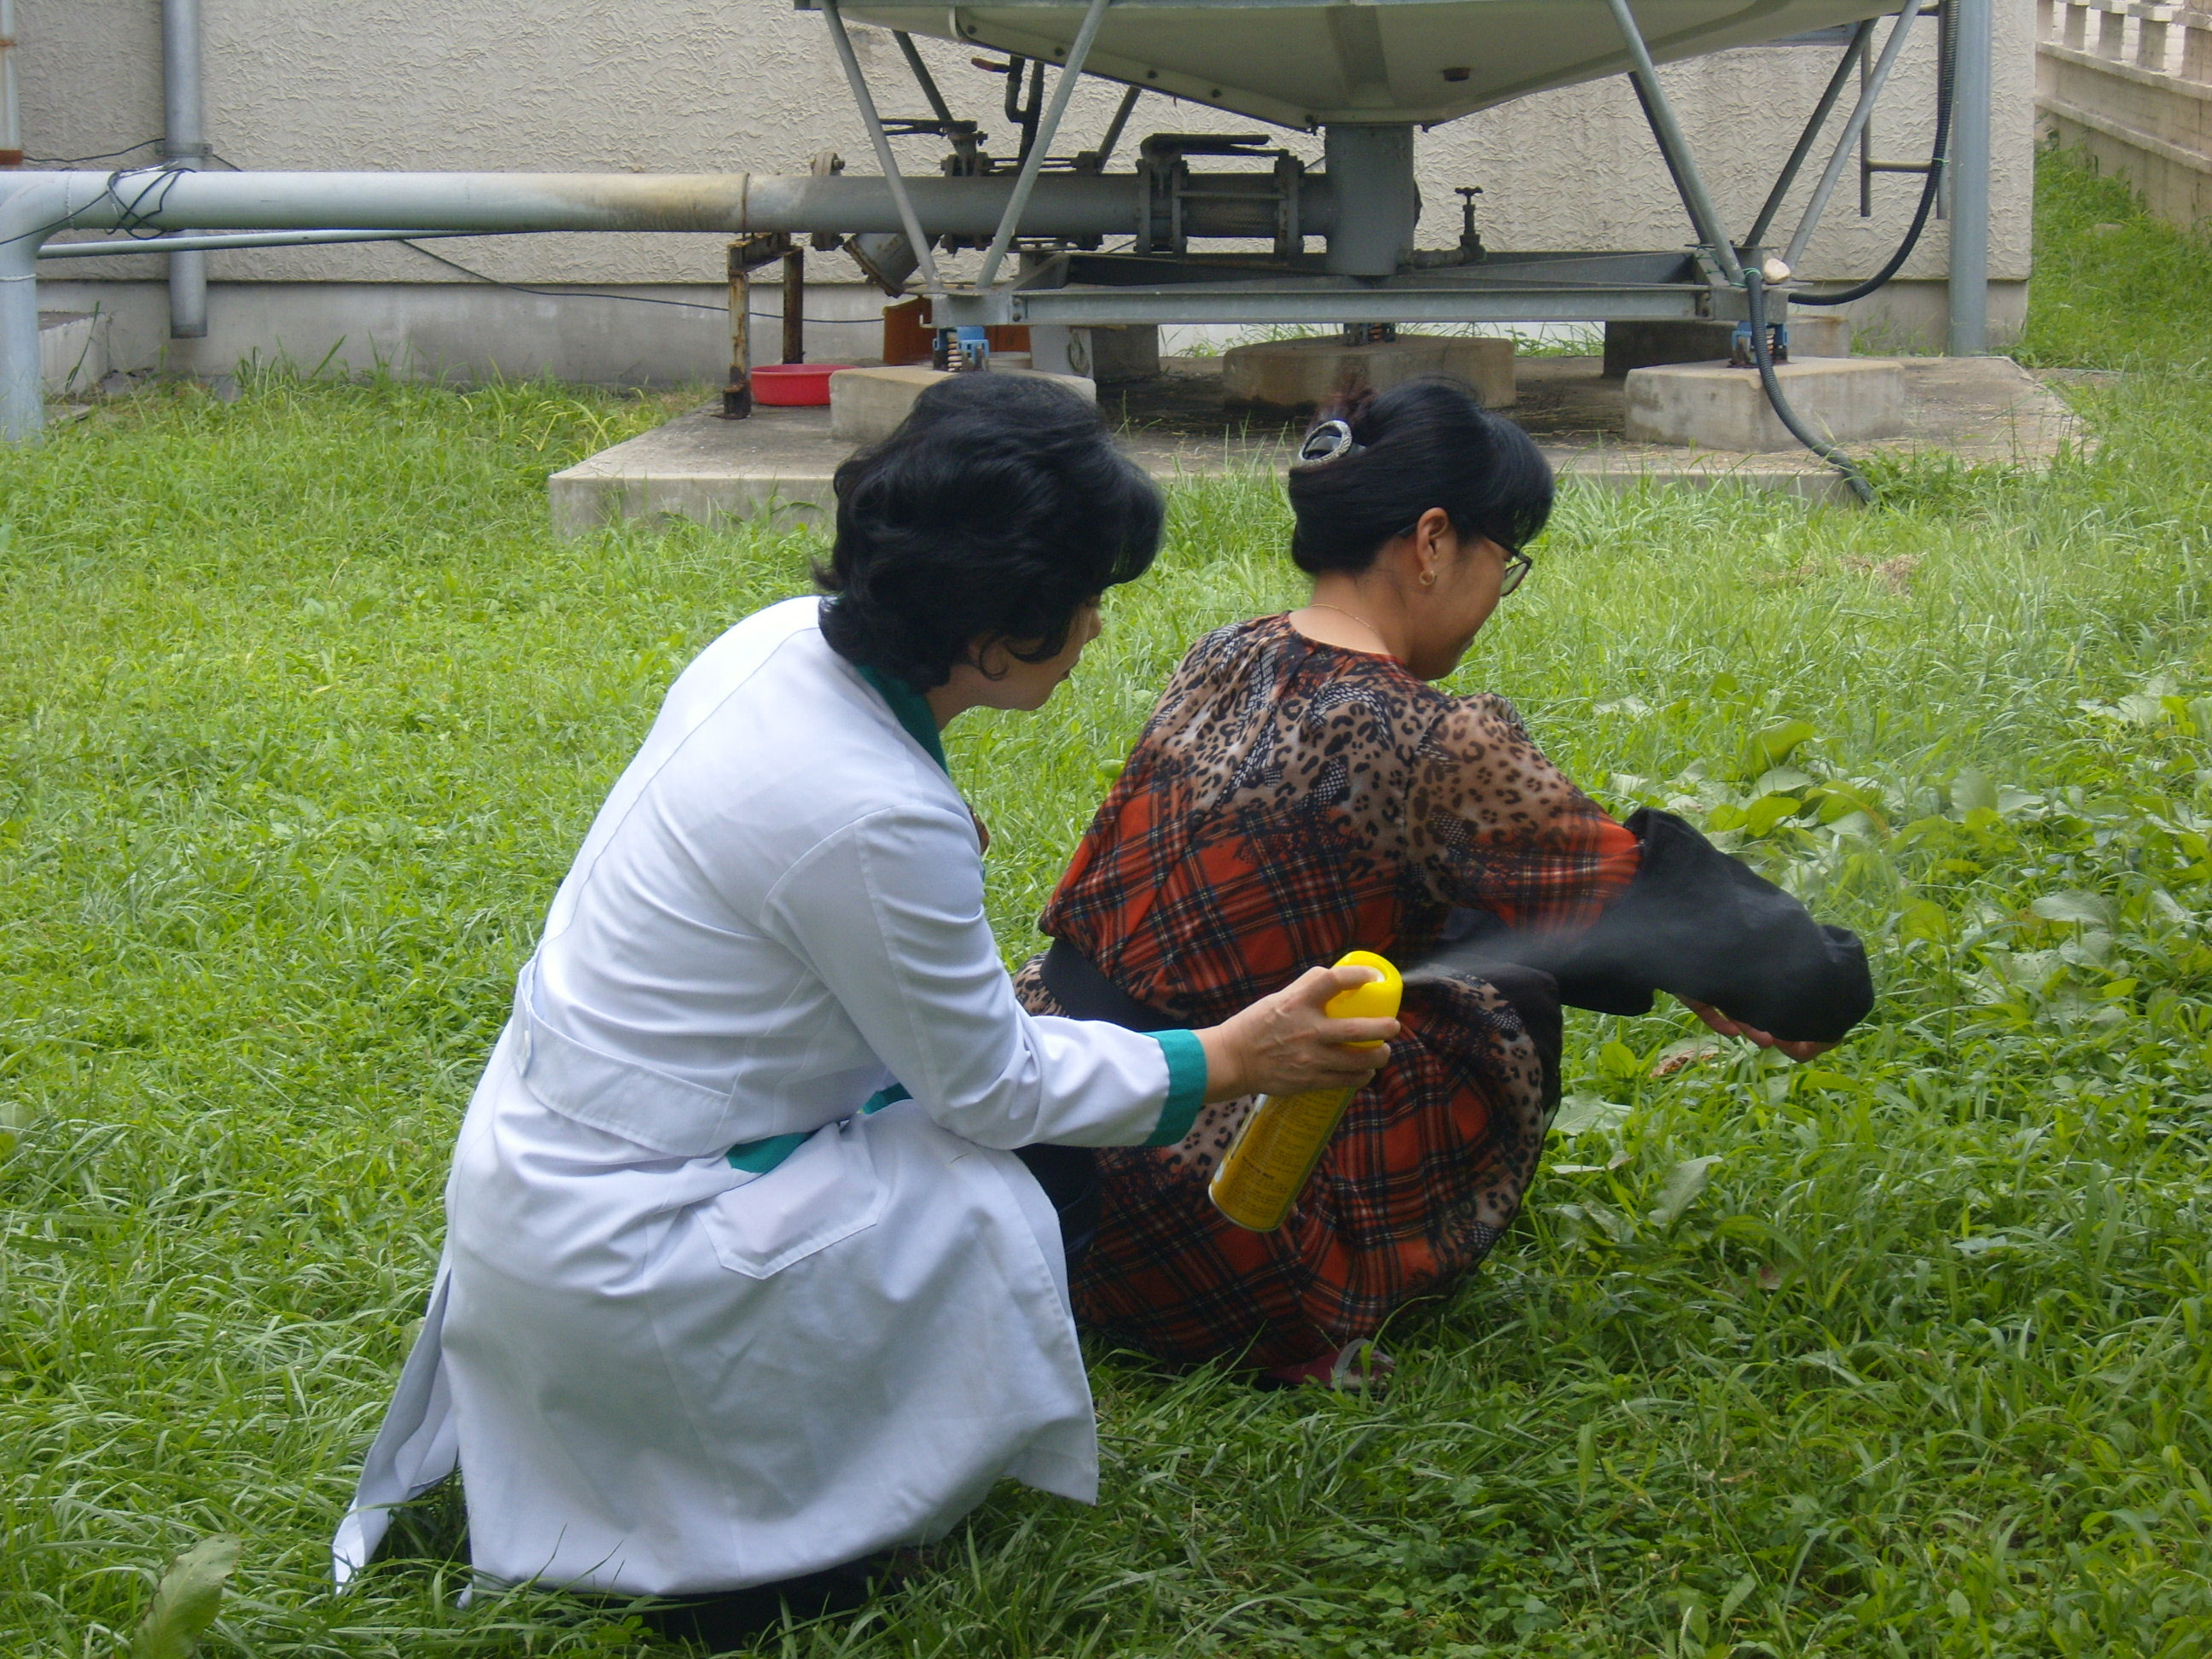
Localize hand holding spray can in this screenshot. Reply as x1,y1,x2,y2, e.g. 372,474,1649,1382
1208,951,1401,1232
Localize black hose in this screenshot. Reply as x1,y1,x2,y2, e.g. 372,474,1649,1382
1745,268,1877,504
1796,0,1955,307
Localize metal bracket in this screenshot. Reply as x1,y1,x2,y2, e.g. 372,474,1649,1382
1746,18,1873,248
821,0,945,294
1782,1,1923,269
1602,0,1744,284
721,232,792,420
974,0,1114,288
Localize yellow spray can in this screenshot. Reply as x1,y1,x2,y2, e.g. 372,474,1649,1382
1208,950,1401,1232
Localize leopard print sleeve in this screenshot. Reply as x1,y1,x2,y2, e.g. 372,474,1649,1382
1406,692,1641,930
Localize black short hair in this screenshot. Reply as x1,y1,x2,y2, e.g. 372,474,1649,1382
818,375,1164,690
1286,377,1554,575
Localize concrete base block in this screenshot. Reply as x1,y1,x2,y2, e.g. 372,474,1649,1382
1085,325,1161,384
828,364,1097,444
1603,315,1852,376
1221,334,1515,411
40,311,112,397
1623,357,1906,451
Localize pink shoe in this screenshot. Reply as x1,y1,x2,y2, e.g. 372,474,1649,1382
1260,1339,1394,1393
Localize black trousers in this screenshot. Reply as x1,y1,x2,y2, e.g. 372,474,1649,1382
619,1556,887,1651
1012,1141,1101,1266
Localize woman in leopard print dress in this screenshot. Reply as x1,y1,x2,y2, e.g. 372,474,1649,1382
1014,380,1871,1382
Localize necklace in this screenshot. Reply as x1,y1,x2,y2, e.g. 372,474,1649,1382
1301,602,1394,656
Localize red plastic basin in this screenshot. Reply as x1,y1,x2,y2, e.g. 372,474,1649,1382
751,363,855,407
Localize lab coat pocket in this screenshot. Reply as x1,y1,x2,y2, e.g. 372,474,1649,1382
696,1120,886,1278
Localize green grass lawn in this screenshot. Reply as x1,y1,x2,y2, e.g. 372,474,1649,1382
3,148,2210,1658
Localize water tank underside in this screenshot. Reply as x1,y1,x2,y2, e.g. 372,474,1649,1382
838,0,1901,130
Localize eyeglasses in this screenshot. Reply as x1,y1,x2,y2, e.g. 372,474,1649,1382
1396,526,1534,596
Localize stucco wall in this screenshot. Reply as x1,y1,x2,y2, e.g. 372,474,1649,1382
16,0,2033,344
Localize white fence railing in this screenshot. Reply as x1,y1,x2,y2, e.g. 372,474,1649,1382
2037,0,2212,226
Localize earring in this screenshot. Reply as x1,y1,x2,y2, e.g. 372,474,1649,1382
1420,568,1436,587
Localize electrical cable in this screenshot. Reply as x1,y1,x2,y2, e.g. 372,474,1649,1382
397,239,866,323
23,138,165,166
1744,268,1876,504
1794,0,1953,306
0,160,196,251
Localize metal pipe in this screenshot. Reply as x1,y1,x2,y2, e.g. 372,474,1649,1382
38,226,480,256
6,168,1307,240
0,166,1338,438
1947,0,1989,353
820,0,944,293
1746,19,1873,248
1601,0,1743,283
0,218,41,436
892,32,955,125
975,0,1113,288
161,0,208,337
1782,3,1923,270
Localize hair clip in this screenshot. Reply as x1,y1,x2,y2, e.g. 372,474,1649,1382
1297,419,1363,465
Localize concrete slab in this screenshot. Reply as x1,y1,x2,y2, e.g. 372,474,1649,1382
1221,335,1515,411
1603,315,1850,375
40,311,111,398
548,354,2085,533
1623,358,1906,451
827,364,1097,445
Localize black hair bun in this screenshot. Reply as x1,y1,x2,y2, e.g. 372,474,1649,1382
1287,376,1552,575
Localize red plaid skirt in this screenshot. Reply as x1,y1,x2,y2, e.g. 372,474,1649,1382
1020,615,1638,1370
1016,957,1563,1369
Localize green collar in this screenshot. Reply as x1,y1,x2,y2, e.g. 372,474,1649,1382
856,664,948,774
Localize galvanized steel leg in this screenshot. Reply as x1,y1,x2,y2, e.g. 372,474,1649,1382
892,32,956,125
1094,84,1141,169
822,0,944,294
161,0,209,338
1782,3,1924,271
1947,0,1989,353
1601,0,1743,283
975,0,1114,288
1746,19,1874,249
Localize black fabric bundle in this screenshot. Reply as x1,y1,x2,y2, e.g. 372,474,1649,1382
1412,810,1874,1045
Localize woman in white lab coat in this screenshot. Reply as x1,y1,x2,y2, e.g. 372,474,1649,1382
334,375,1394,1645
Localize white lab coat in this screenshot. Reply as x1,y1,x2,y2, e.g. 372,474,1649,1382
333,597,1201,1596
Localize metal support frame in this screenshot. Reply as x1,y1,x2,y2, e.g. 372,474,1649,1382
891,32,955,125
1947,0,1989,353
929,248,1743,329
1090,86,1142,170
937,280,1739,328
1746,18,1874,248
782,245,806,364
1782,2,1923,269
975,0,1114,288
821,0,944,294
1601,0,1744,284
721,231,789,419
1854,8,1947,218
160,0,208,338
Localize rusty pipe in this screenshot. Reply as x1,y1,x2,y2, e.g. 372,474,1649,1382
8,168,1337,242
